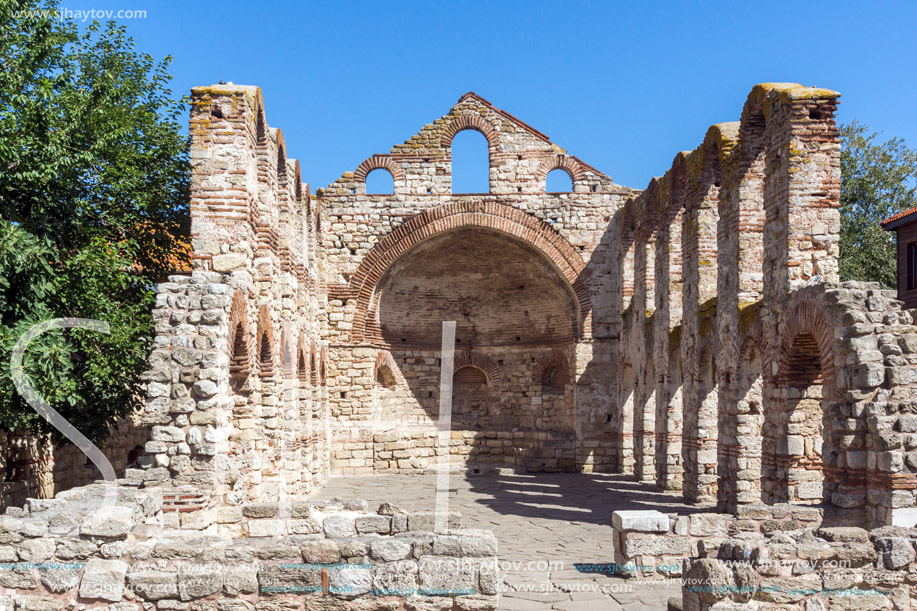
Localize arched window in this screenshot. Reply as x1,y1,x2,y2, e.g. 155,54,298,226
297,342,309,382
232,322,249,367
277,150,287,183
451,130,489,194
259,332,272,371
454,366,488,385
256,305,274,378
376,365,396,389
546,168,574,192
783,333,824,387
228,290,252,387
540,365,560,393
365,168,394,194
452,366,489,427
534,350,570,393
771,331,827,505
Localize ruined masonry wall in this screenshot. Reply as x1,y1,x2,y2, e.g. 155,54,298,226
138,84,329,501
0,483,498,610
320,92,637,476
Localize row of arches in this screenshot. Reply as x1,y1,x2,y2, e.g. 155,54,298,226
620,84,842,508
355,142,587,195
228,290,327,387
373,349,571,394
248,90,319,280
371,348,573,440
625,299,841,512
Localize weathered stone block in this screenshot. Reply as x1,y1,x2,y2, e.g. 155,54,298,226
300,539,340,564
355,515,391,534
688,514,727,537
79,558,128,602
127,571,179,601
622,533,690,557
613,510,669,533
371,539,412,561
322,514,355,537
179,563,223,600
328,566,371,596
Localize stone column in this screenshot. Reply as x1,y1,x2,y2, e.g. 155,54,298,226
681,143,720,504
654,166,685,492
632,228,657,482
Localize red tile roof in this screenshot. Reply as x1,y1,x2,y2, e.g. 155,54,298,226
882,207,917,230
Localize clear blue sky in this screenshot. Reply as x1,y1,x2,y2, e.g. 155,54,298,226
61,0,917,192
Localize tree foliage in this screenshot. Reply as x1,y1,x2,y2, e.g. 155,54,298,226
0,0,189,442
840,121,917,288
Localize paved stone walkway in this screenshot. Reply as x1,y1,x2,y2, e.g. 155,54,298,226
310,472,701,610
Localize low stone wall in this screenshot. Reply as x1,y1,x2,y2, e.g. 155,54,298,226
680,523,917,610
332,428,579,476
0,414,148,511
612,505,865,580
0,483,499,610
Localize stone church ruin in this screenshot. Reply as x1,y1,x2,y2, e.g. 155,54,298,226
5,82,917,610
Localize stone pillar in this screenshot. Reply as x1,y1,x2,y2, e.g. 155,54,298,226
654,166,685,492
615,204,637,475
632,228,656,482
681,143,720,504
142,272,235,496
760,84,841,298
716,117,768,512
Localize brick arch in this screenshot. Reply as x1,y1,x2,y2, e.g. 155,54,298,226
310,341,319,386
374,350,405,386
228,290,253,380
348,201,591,344
275,129,288,183
355,155,405,184
533,349,571,390
440,114,499,152
634,179,663,241
697,337,717,384
256,304,275,378
303,184,312,221
292,160,302,202
685,128,726,197
320,347,328,386
536,155,588,190
254,90,267,146
778,301,834,387
297,333,310,382
453,351,501,388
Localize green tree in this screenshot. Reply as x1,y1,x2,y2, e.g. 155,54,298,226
840,121,917,287
0,0,189,442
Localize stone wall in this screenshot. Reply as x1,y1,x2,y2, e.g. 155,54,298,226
615,83,917,527
0,414,148,511
137,85,329,502
680,523,917,610
317,92,638,475
611,505,865,582
0,481,498,610
120,85,651,489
